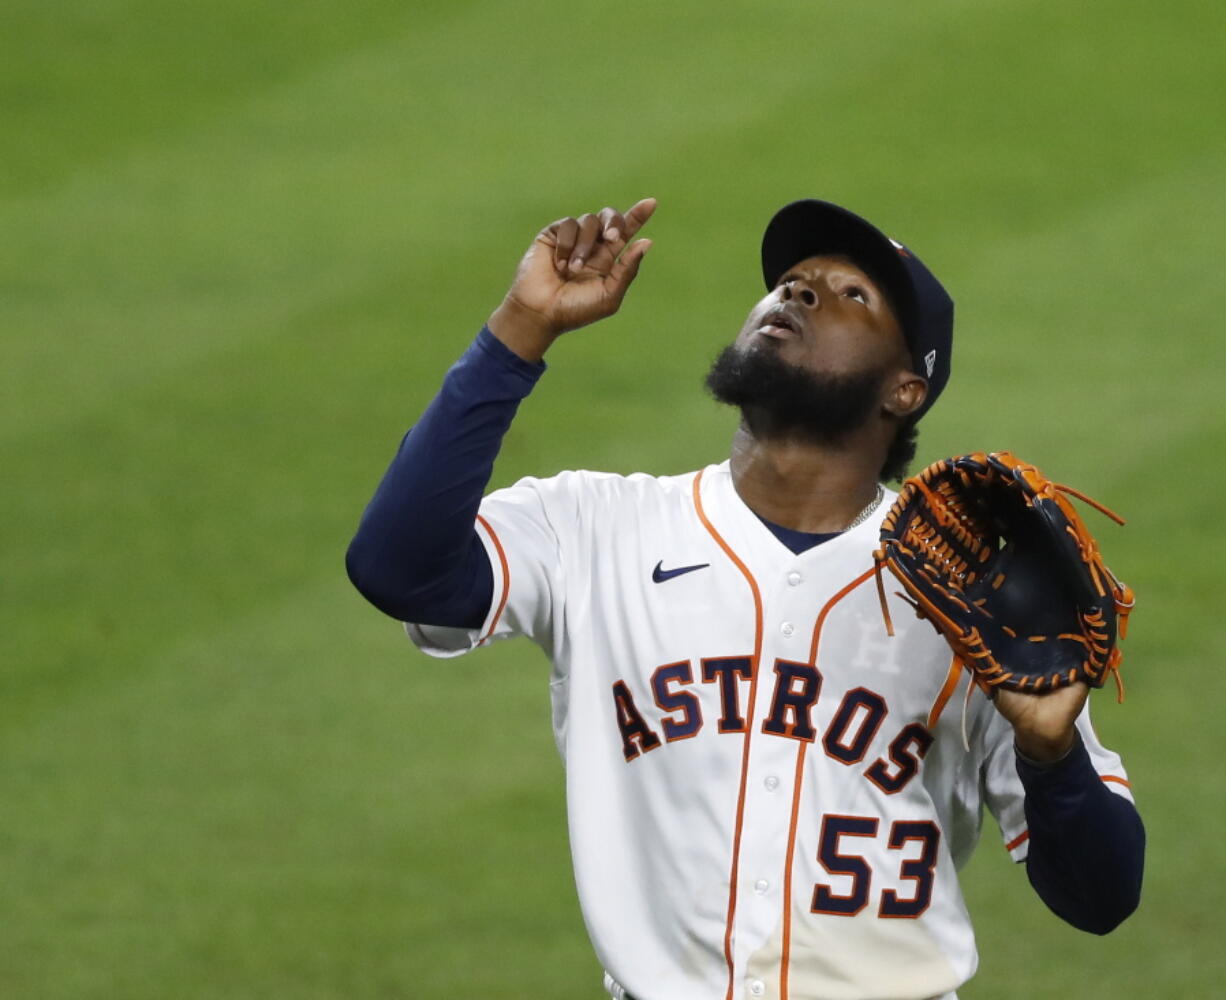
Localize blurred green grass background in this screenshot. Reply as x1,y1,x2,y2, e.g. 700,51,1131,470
3,0,1224,996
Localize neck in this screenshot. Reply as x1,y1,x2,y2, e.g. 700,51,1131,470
728,421,886,533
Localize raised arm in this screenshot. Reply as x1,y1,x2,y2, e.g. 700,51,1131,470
345,200,656,626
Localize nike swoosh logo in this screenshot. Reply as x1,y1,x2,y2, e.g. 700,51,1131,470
652,560,710,583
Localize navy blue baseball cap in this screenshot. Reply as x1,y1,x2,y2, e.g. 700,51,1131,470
761,199,954,421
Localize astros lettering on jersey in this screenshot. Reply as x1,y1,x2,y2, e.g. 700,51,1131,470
406,461,1132,1000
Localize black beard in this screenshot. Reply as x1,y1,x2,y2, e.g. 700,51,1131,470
704,342,887,443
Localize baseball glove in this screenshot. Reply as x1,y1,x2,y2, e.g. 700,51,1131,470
874,451,1135,699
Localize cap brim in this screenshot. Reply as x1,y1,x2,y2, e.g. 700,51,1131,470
761,200,917,334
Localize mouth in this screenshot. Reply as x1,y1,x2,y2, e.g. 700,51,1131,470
755,307,801,341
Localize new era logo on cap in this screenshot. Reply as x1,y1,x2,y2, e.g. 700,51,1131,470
924,350,937,377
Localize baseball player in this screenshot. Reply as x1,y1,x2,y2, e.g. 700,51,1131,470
347,198,1144,1000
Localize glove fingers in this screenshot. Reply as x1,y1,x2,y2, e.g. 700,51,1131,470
879,451,1133,696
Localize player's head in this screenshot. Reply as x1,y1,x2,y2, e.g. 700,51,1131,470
760,199,954,421
705,200,954,481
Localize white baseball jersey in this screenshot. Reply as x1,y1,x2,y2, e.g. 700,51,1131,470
407,460,1133,1000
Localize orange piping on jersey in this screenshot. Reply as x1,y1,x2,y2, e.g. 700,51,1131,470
1101,775,1132,789
1005,830,1030,852
778,740,808,1000
778,567,876,1000
926,655,964,731
475,515,511,645
806,567,877,663
692,469,765,1000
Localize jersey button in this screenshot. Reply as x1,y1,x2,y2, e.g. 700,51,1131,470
749,980,766,997
780,621,795,637
754,878,769,894
787,571,802,586
764,775,779,791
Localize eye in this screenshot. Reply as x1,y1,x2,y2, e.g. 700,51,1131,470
843,285,868,305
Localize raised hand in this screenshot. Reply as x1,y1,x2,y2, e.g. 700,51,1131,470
488,199,657,361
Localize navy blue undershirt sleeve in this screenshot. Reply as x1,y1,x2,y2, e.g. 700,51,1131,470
1016,733,1145,934
345,327,545,628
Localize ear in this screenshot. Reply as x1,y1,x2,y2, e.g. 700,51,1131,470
882,370,928,420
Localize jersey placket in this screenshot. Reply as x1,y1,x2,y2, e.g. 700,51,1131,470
729,557,838,998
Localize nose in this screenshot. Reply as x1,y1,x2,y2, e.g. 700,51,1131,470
781,279,819,308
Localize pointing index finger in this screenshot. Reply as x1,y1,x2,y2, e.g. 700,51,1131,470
619,198,657,242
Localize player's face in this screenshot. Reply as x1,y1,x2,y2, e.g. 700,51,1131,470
734,254,909,378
